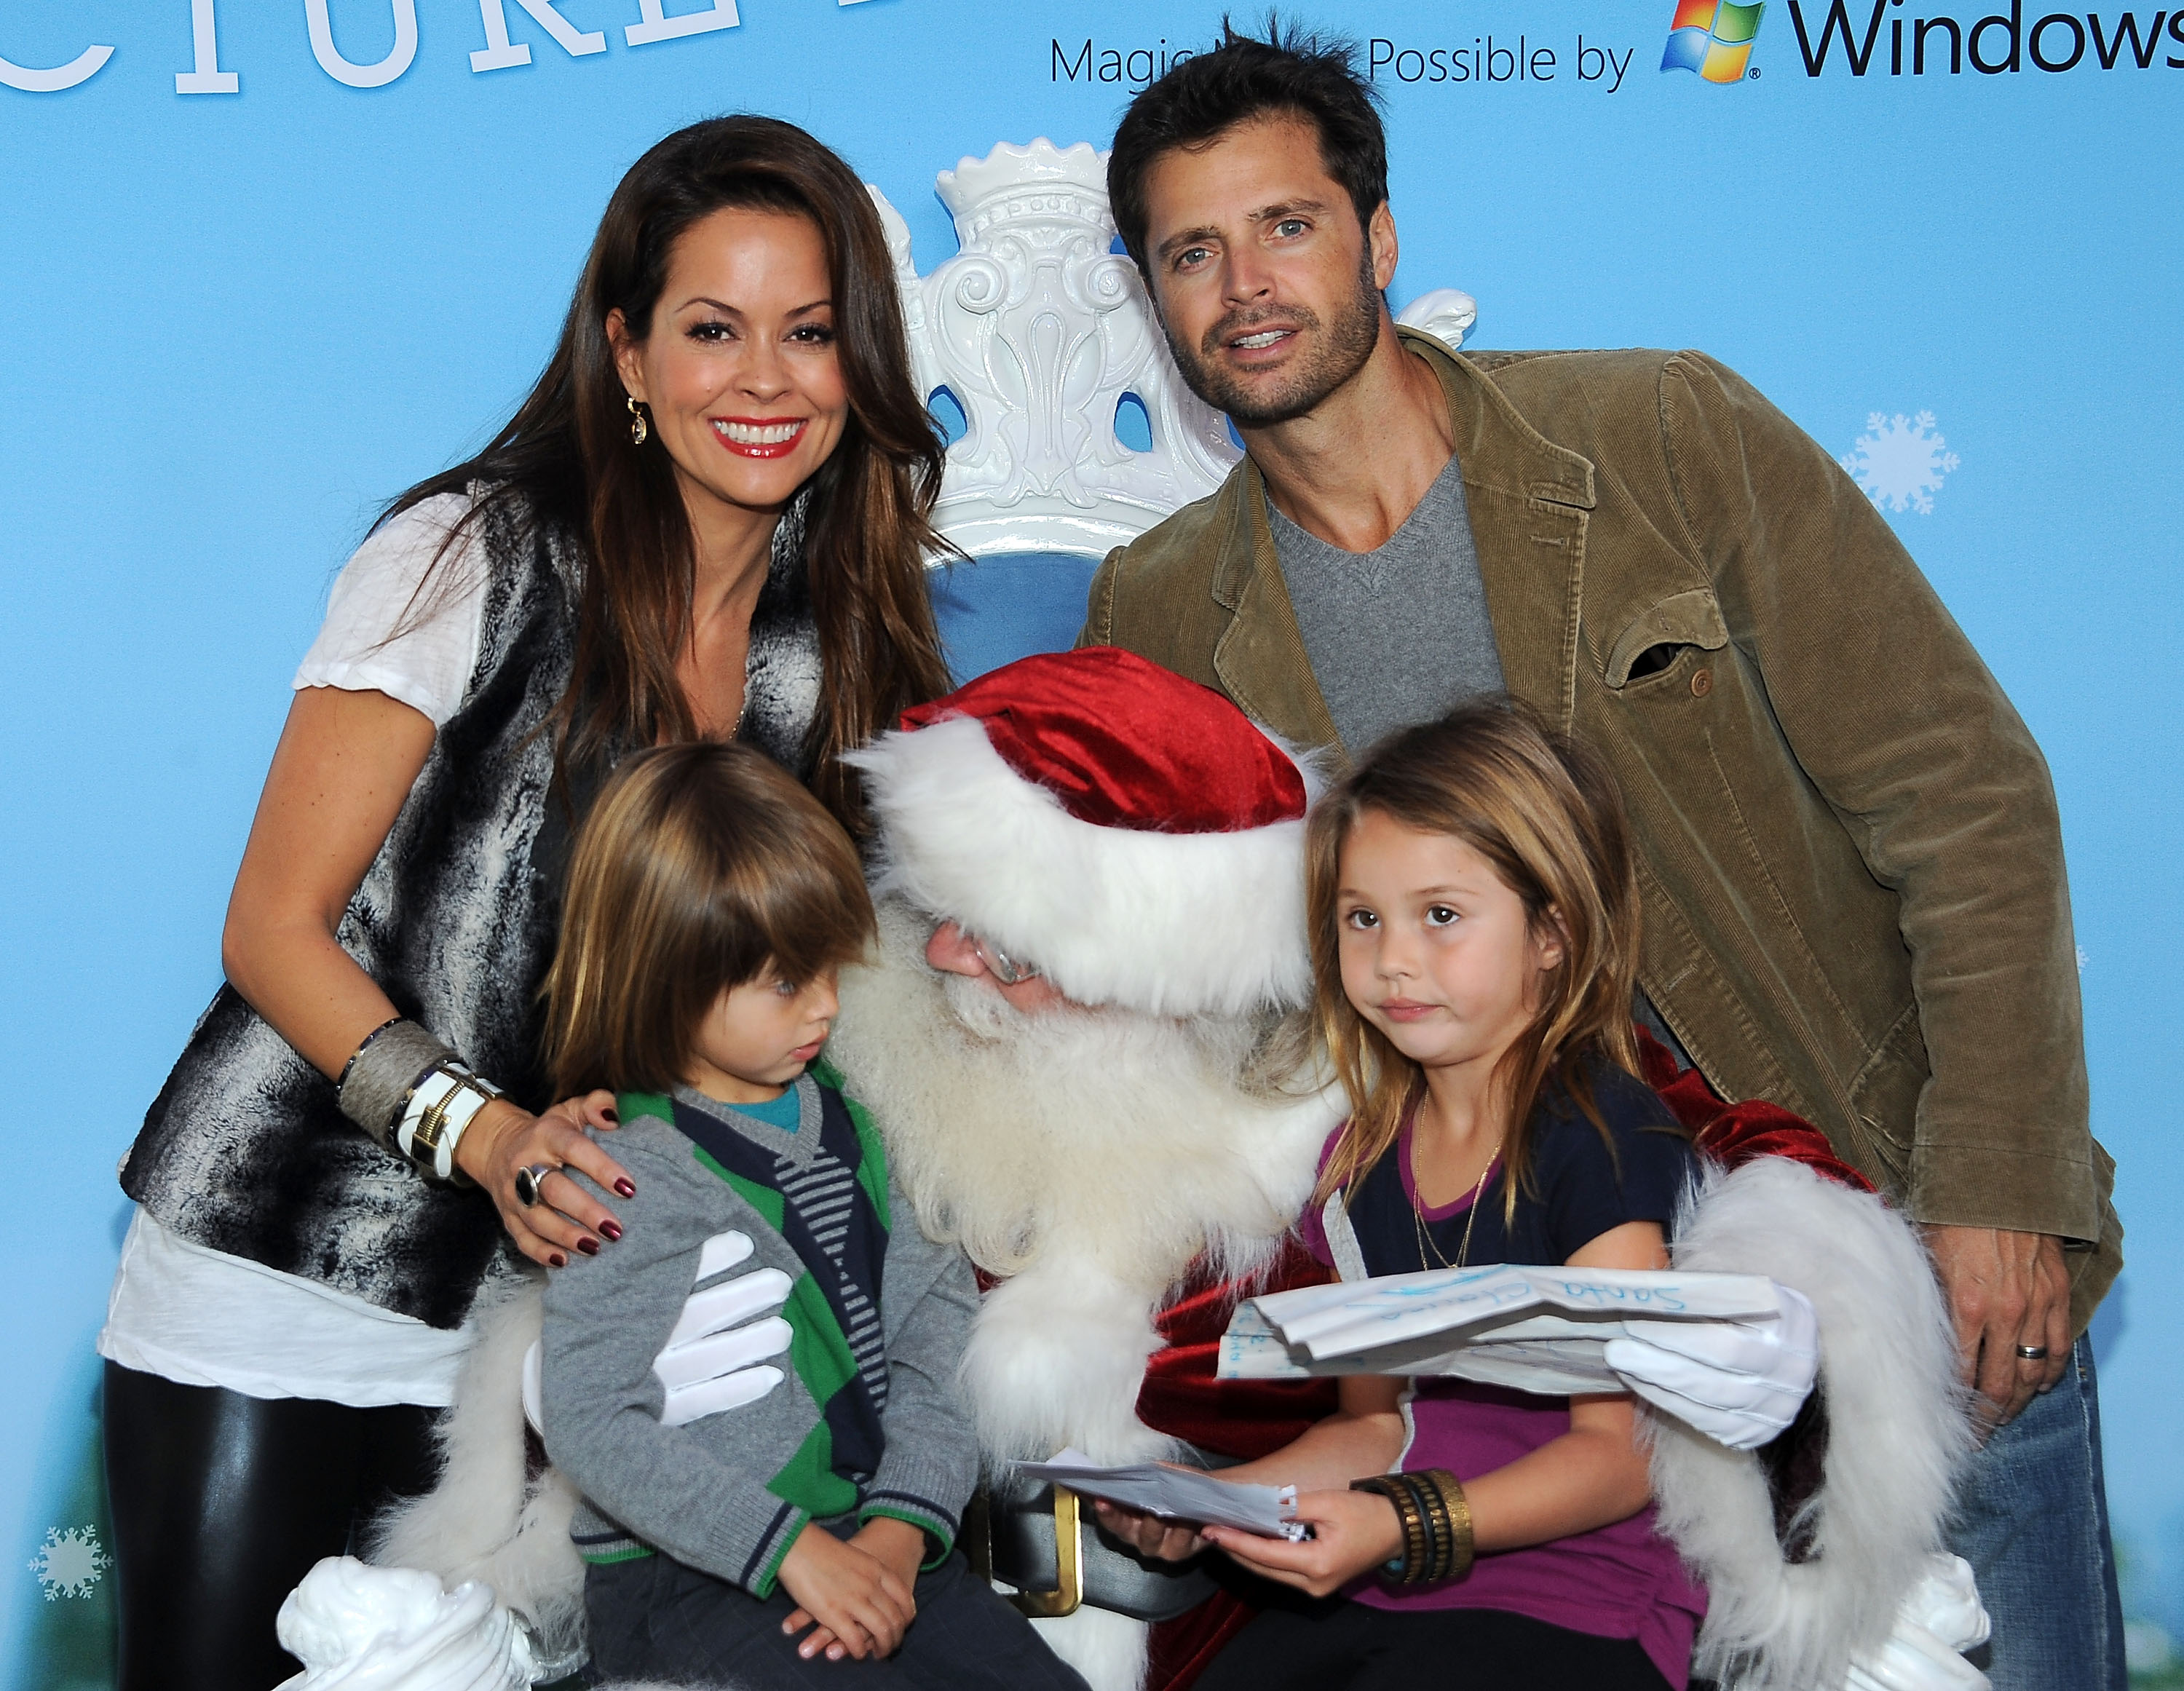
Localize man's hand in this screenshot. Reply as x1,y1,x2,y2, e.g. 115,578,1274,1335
1091,1497,1209,1562
776,1524,917,1662
1923,1225,2070,1431
1199,1488,1404,1599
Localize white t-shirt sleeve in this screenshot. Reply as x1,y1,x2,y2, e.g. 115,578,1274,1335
293,493,488,728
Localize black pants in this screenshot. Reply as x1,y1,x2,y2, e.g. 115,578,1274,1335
101,1362,441,1691
1194,1593,1673,1691
586,1544,1093,1691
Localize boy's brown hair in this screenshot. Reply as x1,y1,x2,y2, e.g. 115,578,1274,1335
1305,700,1645,1215
544,742,874,1097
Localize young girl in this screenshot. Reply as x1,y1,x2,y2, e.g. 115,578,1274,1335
1103,701,1705,1690
537,742,1088,1691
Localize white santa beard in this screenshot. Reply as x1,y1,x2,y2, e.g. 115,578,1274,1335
830,900,1339,1466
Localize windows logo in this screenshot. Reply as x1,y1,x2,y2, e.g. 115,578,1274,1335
1661,0,1765,82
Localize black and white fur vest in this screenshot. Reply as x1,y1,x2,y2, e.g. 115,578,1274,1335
122,492,823,1331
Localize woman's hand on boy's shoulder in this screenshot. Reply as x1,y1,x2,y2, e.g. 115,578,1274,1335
458,1089,634,1270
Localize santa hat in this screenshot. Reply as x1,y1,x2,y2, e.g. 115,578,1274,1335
847,647,1318,1018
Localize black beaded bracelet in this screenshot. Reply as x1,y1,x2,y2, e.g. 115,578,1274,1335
1350,1475,1428,1582
1407,1470,1452,1583
1353,1470,1473,1585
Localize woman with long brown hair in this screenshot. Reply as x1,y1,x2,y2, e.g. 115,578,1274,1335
96,115,953,1690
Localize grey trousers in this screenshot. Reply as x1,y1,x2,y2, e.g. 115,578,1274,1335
585,1547,1092,1691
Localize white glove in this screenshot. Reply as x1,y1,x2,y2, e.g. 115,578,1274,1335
1604,1281,1819,1449
521,1229,794,1436
1843,1553,1991,1690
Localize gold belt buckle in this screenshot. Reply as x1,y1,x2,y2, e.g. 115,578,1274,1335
1008,1486,1083,1619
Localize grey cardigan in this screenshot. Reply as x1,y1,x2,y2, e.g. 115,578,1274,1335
542,1076,979,1599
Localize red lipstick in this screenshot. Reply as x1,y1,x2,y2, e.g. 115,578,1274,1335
711,416,808,459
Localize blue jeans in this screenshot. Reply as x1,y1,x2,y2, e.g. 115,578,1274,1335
1944,1335,2125,1690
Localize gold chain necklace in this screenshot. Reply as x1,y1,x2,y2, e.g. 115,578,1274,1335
1413,1147,1498,1272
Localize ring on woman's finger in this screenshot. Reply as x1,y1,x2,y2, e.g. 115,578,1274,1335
2015,1343,2050,1361
513,1163,558,1208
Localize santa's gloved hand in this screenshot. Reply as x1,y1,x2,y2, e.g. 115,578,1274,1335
1843,1553,1991,1690
521,1229,794,1436
1604,1282,1819,1450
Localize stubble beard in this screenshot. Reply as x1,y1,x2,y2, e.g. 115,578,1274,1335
1161,247,1385,428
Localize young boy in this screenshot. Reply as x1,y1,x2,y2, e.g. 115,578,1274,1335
537,741,1085,1690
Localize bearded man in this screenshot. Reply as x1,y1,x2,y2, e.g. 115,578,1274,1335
1085,25,2121,1690
826,645,1345,1691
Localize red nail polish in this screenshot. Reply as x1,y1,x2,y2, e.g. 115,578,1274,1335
549,1253,567,1268
577,1236,599,1256
614,1179,636,1198
602,1107,620,1123
599,1220,622,1242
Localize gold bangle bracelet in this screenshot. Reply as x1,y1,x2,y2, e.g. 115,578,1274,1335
1423,1470,1474,1583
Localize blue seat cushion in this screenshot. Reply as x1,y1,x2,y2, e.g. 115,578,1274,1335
928,552,1101,684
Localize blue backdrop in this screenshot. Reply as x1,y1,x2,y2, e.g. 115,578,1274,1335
4,1,2178,1680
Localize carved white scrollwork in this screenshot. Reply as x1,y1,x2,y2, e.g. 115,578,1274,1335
871,140,1479,561
873,140,1241,560
1394,288,1479,353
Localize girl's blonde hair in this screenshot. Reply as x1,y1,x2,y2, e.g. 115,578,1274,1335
1306,700,1643,1213
544,742,874,1098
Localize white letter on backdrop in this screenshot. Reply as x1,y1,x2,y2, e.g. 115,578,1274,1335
176,0,240,93
625,0,739,48
304,0,419,87
0,39,114,92
472,0,606,71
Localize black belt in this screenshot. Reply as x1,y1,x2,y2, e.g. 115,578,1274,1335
968,1468,1218,1623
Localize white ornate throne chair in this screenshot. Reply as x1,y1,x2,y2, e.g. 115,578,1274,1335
870,139,1478,682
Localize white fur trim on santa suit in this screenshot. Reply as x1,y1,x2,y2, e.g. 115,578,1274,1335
366,1273,588,1675
850,713,1316,1019
1032,1603,1155,1691
1645,1156,1975,1691
355,1281,721,1690
826,903,1342,1691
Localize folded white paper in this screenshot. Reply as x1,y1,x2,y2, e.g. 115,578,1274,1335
1013,1448,1308,1541
1218,1264,1782,1398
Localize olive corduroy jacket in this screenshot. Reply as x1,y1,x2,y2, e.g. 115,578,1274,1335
1080,330,2119,1335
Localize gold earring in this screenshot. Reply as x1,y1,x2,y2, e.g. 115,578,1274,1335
626,395,649,446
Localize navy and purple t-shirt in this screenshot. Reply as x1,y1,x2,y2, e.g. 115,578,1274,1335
1300,1060,1709,1690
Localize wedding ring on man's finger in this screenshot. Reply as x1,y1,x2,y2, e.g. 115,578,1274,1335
2016,1344,2051,1361
514,1163,558,1208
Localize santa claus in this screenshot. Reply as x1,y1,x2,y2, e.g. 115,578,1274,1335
340,648,1979,1691
824,648,1975,1691
826,646,1350,1690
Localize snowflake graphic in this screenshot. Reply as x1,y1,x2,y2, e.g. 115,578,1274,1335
1839,411,1961,515
27,1526,108,1601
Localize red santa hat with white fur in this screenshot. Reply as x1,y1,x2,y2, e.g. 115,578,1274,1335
847,646,1321,1018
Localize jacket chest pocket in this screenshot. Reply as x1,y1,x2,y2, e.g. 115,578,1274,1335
1602,587,1730,690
